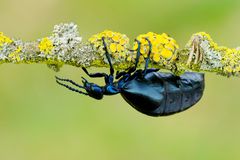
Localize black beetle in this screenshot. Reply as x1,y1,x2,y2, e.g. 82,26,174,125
56,38,205,116
120,71,204,116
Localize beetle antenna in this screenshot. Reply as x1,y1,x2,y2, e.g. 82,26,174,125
55,76,85,89
56,80,88,95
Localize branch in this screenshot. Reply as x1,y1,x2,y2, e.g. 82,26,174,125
0,22,239,77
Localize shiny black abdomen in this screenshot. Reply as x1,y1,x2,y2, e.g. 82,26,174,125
120,72,204,116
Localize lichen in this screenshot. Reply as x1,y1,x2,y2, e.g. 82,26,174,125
0,32,13,48
38,37,54,55
186,32,240,76
188,33,223,71
8,46,22,62
88,30,131,69
133,32,179,72
135,32,178,60
0,23,240,77
221,48,240,76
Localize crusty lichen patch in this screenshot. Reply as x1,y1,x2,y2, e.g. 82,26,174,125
0,32,13,48
8,46,22,62
88,30,131,70
133,32,179,71
186,32,240,76
221,48,240,76
38,37,54,55
1,23,240,77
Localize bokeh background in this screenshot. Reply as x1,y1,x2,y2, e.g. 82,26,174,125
0,0,240,159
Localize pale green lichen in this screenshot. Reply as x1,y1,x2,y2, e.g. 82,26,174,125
187,32,223,72
186,32,240,76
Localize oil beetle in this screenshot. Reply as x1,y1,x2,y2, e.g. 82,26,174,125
56,38,205,116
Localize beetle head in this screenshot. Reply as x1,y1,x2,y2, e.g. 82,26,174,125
81,77,104,100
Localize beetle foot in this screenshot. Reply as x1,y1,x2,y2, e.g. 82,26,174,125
81,76,88,84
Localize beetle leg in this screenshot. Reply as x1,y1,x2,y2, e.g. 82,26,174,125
82,67,108,78
116,39,142,80
81,76,88,84
116,71,127,79
133,39,141,70
115,66,136,79
131,68,159,78
145,68,159,74
102,37,114,76
143,38,152,75
115,64,137,79
82,65,115,87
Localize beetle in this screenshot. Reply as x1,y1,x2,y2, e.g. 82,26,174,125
55,38,205,116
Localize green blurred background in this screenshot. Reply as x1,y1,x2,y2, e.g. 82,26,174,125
0,0,240,159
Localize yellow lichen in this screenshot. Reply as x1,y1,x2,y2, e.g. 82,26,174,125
134,32,179,63
88,30,179,69
0,32,13,48
194,32,218,50
88,30,130,61
38,37,54,54
222,48,240,75
160,48,173,59
153,53,161,62
8,46,22,62
110,43,117,53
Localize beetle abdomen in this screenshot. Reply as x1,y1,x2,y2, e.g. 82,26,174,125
121,79,165,113
161,72,204,116
121,72,204,117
